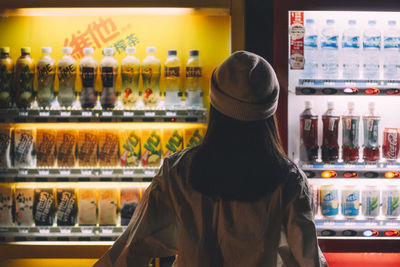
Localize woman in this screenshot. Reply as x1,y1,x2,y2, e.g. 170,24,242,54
95,51,327,267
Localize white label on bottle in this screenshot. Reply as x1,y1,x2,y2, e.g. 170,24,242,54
368,119,374,132
304,119,312,131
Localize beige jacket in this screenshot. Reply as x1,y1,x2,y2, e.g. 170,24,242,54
95,148,328,267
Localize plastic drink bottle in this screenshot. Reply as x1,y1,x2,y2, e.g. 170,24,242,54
0,47,13,108
15,47,35,109
341,185,361,217
185,50,203,108
302,19,318,79
362,102,380,163
342,20,361,79
320,19,339,79
164,50,181,109
363,20,381,79
121,47,140,108
141,46,161,108
79,47,98,109
342,102,360,163
57,47,77,108
321,102,340,163
299,101,318,163
100,47,118,109
362,186,380,218
37,47,56,108
383,20,400,79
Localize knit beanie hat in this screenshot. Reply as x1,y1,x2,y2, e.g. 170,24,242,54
210,51,280,121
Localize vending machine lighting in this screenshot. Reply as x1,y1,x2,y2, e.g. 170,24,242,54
362,229,379,237
343,172,359,178
384,171,400,179
386,89,400,95
343,87,359,94
321,170,337,178
384,230,400,237
365,88,380,95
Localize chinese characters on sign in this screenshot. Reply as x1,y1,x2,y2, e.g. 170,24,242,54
64,18,121,59
289,11,305,70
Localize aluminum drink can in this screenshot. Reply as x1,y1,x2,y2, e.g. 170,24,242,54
341,185,360,217
320,185,339,217
362,186,380,218
383,128,400,161
382,186,400,218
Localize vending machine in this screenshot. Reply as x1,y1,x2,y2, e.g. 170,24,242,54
0,1,245,266
283,9,400,265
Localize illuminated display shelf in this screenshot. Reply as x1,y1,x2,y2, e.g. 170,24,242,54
301,164,400,179
0,226,127,242
0,108,207,123
0,167,160,182
295,79,400,95
315,219,400,238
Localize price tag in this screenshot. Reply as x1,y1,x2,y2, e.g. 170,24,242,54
18,170,28,175
82,228,93,234
81,170,92,176
59,170,71,175
38,170,49,175
19,111,28,116
39,228,50,234
102,111,113,117
166,111,176,117
60,111,71,117
123,111,134,117
144,170,156,176
60,228,72,234
102,170,113,176
82,111,92,117
19,228,29,234
123,170,134,176
102,228,113,234
39,111,50,117
144,111,155,117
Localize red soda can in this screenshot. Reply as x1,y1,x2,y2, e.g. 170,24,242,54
383,128,400,161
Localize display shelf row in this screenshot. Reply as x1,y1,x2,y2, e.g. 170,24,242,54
0,226,126,242
0,108,207,123
296,86,400,96
0,167,158,182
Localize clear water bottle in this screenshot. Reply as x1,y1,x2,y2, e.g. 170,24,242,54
302,19,318,79
185,50,203,108
363,20,381,80
320,19,339,79
342,20,361,79
383,20,400,79
164,50,181,109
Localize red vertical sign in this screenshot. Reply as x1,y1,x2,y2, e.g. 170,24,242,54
289,11,305,70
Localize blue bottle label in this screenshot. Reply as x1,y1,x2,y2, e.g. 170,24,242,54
304,35,318,48
384,37,400,49
343,36,360,48
321,36,339,49
363,36,381,49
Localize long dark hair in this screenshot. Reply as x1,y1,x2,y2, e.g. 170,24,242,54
188,105,293,202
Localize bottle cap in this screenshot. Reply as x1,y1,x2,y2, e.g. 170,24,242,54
388,20,396,26
189,50,199,56
62,47,73,54
41,47,52,54
348,20,356,25
146,46,156,54
347,101,355,109
103,47,114,56
327,101,335,109
168,50,177,56
0,47,10,54
368,20,376,26
306,19,314,24
21,47,31,54
83,47,94,55
305,100,312,109
368,102,375,109
326,19,335,25
126,46,136,54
